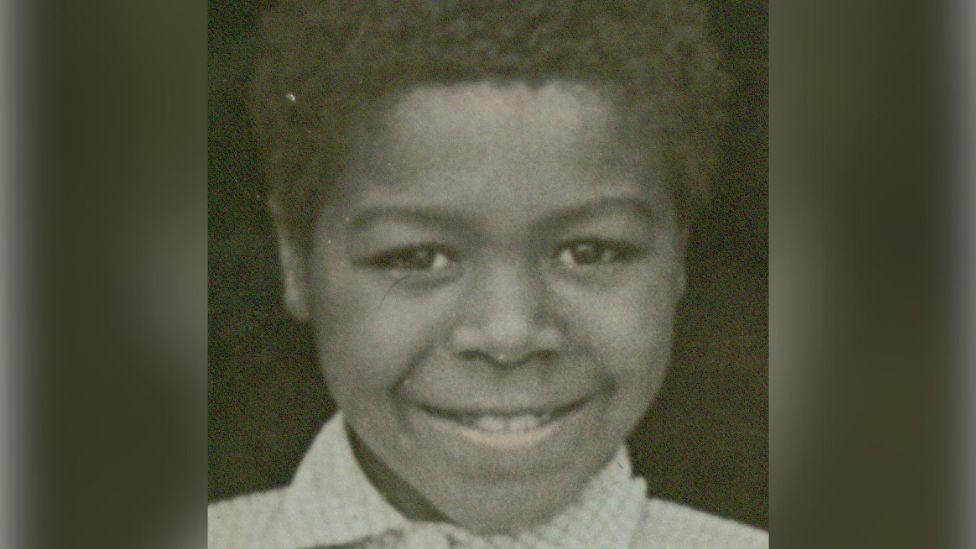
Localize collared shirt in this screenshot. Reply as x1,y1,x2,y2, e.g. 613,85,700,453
209,413,768,548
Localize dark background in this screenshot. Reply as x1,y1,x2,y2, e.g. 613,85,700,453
208,0,768,529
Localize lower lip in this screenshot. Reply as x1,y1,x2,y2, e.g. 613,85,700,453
409,402,589,452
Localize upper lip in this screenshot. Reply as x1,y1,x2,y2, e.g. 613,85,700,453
413,395,592,418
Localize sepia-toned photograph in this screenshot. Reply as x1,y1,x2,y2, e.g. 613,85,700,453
208,1,767,547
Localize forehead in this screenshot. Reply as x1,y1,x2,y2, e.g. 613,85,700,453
335,81,665,218
386,81,622,149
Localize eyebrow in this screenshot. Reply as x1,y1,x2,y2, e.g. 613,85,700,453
535,196,659,232
346,196,659,235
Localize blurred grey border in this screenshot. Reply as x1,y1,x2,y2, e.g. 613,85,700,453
12,0,976,547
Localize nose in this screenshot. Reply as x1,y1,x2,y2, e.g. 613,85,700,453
450,261,564,367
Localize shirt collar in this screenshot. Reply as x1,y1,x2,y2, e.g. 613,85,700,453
270,412,648,548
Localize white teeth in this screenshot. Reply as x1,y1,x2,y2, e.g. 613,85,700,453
507,414,542,431
466,413,549,433
472,415,508,432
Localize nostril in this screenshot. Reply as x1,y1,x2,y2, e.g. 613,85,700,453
535,349,558,362
457,350,484,362
455,348,558,367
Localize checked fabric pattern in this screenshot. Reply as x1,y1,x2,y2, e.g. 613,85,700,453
209,413,768,548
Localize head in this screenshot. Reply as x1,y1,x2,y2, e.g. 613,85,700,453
252,0,729,535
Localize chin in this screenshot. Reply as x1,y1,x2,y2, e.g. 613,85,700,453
425,461,600,535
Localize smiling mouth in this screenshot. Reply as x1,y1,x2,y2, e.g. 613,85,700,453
415,399,589,434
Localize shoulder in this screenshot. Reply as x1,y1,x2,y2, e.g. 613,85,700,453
634,498,768,549
208,488,286,548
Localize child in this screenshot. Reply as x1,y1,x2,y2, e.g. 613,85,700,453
209,1,768,547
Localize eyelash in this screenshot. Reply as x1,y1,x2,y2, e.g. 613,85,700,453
553,239,642,268
364,246,456,272
363,239,639,276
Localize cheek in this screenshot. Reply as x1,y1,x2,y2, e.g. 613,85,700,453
559,266,681,383
311,269,458,396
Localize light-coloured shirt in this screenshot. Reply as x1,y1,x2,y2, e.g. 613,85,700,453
208,413,768,548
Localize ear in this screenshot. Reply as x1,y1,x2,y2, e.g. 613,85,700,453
275,230,311,322
675,264,688,298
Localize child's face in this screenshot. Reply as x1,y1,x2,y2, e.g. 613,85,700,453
285,81,686,533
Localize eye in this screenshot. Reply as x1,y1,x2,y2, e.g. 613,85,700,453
555,240,638,268
367,246,455,272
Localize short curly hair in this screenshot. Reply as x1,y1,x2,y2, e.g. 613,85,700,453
251,0,731,253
